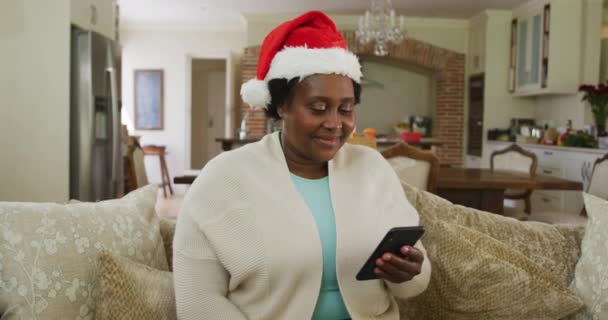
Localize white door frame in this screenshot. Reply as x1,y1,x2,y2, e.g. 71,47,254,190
184,52,234,174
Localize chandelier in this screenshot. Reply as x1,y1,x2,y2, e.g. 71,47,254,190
355,0,407,56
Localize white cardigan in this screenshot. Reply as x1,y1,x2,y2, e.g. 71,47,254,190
173,132,431,320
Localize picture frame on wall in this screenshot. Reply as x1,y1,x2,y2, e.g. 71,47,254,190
134,69,164,130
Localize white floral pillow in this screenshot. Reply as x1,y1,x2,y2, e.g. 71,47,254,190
0,185,168,319
569,193,608,320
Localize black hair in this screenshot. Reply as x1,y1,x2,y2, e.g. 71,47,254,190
265,77,362,120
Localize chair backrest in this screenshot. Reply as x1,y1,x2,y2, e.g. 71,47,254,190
490,144,537,177
381,142,440,193
125,137,149,191
587,153,608,199
133,146,149,188
347,135,377,149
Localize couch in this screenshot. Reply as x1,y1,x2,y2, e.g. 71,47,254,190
1,183,606,319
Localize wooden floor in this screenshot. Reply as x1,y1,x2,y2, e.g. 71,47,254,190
155,188,184,218
503,200,587,225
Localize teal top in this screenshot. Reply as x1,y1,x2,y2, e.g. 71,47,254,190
290,174,350,320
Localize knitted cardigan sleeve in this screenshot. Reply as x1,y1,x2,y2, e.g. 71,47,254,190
173,210,247,319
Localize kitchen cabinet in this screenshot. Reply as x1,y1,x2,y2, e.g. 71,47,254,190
510,0,582,96
468,14,486,74
487,141,605,213
71,0,117,40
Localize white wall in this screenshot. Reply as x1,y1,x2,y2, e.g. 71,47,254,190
357,61,432,133
120,28,246,191
0,0,71,202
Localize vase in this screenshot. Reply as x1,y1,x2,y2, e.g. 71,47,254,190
592,107,606,137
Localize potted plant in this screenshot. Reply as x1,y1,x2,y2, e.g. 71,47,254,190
579,83,608,148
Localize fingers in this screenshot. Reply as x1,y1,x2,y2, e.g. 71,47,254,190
401,246,424,263
374,266,403,283
379,252,422,276
374,247,424,283
374,255,412,283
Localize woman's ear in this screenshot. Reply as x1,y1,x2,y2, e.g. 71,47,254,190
277,104,285,118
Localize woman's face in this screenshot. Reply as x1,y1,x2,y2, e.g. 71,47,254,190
278,74,356,163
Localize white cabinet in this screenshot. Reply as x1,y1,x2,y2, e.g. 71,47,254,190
468,14,486,75
530,146,601,213
510,0,582,96
71,0,117,40
71,0,91,31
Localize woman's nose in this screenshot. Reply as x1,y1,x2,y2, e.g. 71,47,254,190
322,111,342,129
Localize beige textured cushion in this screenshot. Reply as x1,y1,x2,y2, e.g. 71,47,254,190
96,251,176,320
399,220,584,319
0,185,168,319
401,182,583,286
160,218,176,272
568,193,608,319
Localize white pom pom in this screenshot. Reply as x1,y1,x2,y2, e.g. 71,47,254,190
240,79,270,109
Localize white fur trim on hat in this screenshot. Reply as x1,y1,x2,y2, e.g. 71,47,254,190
240,46,362,109
241,78,270,109
267,47,362,83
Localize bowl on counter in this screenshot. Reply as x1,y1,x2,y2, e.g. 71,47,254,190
400,131,422,143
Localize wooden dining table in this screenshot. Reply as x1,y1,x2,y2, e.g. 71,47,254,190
436,167,583,214
175,167,584,215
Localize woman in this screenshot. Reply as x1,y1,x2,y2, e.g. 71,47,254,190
173,11,431,320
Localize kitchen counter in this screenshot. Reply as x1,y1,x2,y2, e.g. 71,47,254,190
488,140,607,155
376,137,443,148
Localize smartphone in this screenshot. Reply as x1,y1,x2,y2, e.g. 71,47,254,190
356,226,425,281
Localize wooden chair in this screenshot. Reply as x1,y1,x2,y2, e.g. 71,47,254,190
579,153,608,217
527,154,608,224
142,145,174,198
346,135,377,149
587,153,608,199
490,144,537,214
381,142,440,193
125,137,149,193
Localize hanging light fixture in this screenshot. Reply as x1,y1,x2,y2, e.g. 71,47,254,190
356,0,407,56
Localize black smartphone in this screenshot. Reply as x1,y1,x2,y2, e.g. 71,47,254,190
356,226,425,281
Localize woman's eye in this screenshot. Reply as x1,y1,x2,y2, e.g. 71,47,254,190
339,103,354,115
310,102,327,112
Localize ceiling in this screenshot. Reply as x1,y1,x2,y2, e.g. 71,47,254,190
120,0,529,30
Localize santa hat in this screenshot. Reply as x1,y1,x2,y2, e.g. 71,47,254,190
240,11,362,109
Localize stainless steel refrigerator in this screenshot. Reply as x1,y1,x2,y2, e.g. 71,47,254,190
70,26,123,201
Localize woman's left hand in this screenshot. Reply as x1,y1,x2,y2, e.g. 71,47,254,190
374,245,424,283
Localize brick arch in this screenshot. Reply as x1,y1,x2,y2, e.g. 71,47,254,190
241,33,465,166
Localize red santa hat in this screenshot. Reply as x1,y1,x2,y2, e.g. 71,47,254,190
240,11,362,109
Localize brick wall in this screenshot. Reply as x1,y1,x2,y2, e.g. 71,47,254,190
240,32,465,166
241,46,268,137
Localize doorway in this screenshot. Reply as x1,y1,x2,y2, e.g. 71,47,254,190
190,58,226,169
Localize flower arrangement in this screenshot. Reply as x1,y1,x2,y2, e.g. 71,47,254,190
579,83,608,137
